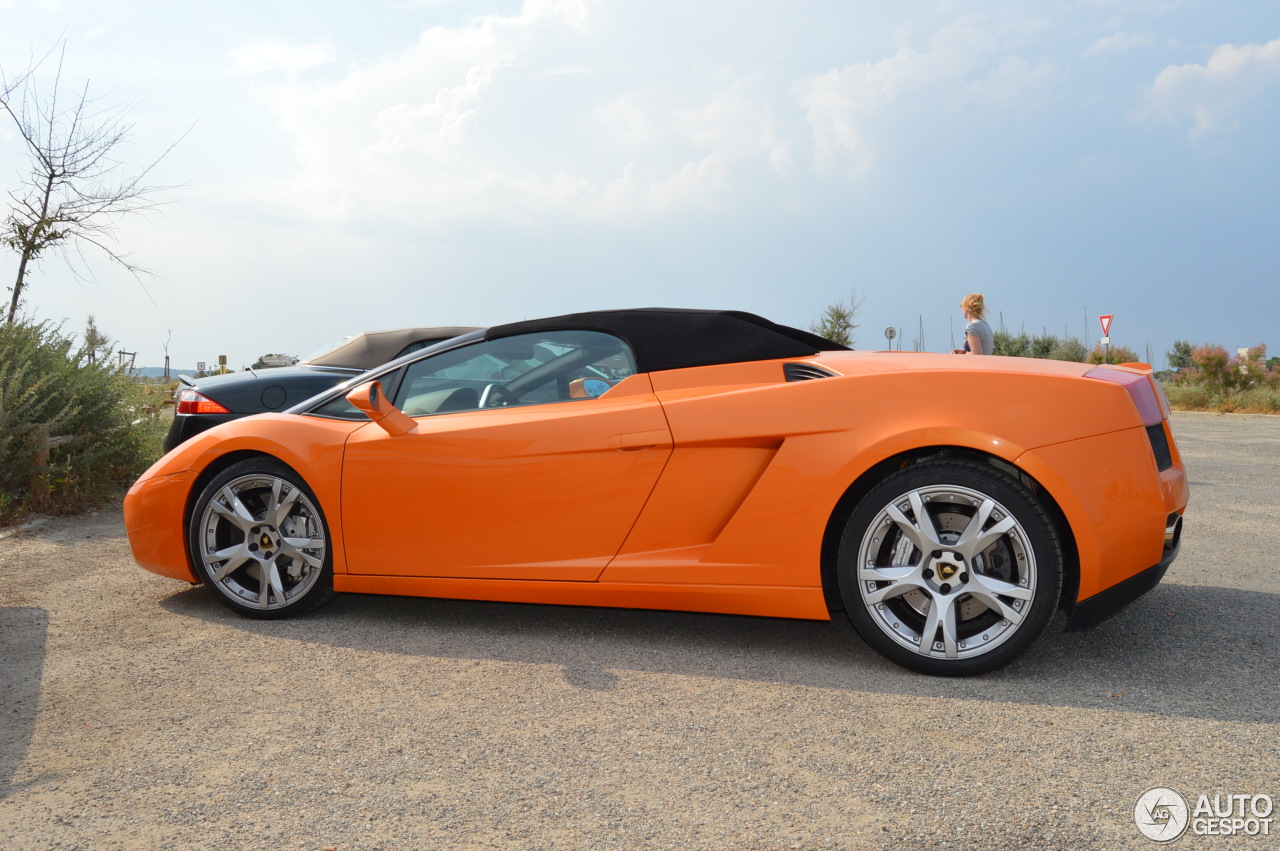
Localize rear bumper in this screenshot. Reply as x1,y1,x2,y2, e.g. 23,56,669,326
1065,513,1183,631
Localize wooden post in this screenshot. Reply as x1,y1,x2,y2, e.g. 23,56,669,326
27,427,74,507
28,425,49,506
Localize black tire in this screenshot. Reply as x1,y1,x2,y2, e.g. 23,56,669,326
188,458,336,619
838,458,1062,676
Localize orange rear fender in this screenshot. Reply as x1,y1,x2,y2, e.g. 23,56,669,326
1015,428,1184,600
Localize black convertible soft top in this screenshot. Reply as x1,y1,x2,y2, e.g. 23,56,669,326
488,308,847,374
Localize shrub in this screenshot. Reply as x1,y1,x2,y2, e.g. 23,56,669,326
1167,340,1194,370
991,330,1029,357
1162,384,1212,411
991,331,1087,361
1183,344,1232,390
1047,337,1088,362
1231,387,1280,413
1172,343,1276,393
0,320,165,525
1161,342,1280,413
1086,343,1140,365
1026,334,1057,359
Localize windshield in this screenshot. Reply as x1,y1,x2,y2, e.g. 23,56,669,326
304,330,635,421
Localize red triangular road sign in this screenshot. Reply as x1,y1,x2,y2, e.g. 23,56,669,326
1099,314,1113,336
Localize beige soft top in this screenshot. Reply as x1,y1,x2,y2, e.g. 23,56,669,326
299,327,481,370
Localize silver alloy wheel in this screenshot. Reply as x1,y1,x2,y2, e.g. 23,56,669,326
855,483,1036,661
195,473,327,611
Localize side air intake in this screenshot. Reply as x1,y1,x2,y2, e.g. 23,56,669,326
783,363,837,382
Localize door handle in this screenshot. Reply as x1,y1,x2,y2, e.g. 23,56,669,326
607,430,670,451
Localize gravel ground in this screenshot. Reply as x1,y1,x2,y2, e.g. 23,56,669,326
1,411,1277,850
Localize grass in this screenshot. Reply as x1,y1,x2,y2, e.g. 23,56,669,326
1163,383,1280,414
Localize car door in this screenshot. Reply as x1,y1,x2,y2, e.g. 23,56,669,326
339,331,672,581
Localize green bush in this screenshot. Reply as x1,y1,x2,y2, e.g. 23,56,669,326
991,330,1089,362
1162,384,1213,411
1174,343,1276,393
1229,388,1280,413
1167,340,1193,370
0,320,166,525
1163,383,1280,413
1048,337,1088,362
1085,342,1140,365
1162,344,1280,413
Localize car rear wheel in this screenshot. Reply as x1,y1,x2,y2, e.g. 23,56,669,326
189,459,336,619
838,458,1062,676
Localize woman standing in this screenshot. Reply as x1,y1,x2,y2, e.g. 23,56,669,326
952,293,994,355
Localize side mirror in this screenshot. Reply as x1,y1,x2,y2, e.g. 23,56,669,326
581,378,611,398
568,378,613,399
345,381,417,437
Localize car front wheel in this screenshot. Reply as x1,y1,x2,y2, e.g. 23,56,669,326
189,459,336,619
838,458,1063,676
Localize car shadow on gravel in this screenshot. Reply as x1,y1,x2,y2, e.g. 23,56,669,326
159,580,1278,725
0,606,48,802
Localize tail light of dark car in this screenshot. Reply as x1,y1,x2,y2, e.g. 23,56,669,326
175,389,232,415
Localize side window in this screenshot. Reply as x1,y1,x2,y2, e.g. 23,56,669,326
310,395,364,421
309,369,406,421
395,331,636,416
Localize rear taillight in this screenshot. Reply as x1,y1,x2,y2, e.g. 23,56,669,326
1084,367,1162,426
175,389,231,415
1086,366,1176,471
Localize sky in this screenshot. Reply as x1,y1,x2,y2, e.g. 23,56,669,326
1,0,1277,371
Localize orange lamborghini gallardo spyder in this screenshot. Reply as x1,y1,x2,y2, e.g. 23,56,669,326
124,308,1188,675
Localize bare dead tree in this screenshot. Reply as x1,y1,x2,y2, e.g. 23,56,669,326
1,43,183,324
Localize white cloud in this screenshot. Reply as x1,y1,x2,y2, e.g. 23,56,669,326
796,21,1057,177
1086,31,1157,56
596,82,787,165
537,65,593,79
227,41,339,75
369,55,515,159
1137,38,1280,138
5,0,1280,369
797,45,957,178
1079,0,1188,31
584,81,791,216
961,55,1062,111
229,1,791,224
524,0,590,32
